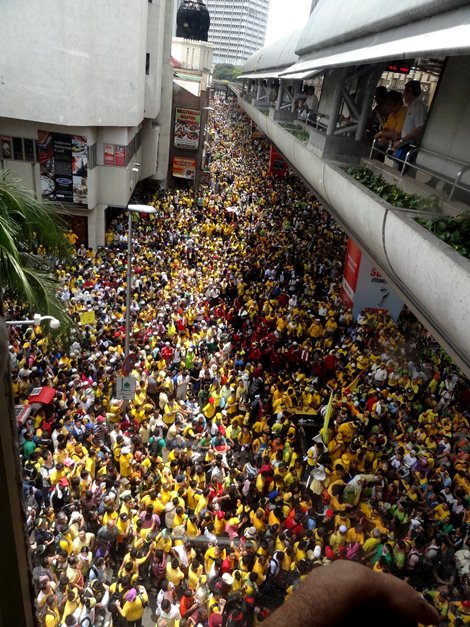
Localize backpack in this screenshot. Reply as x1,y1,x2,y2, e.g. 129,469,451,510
138,590,148,608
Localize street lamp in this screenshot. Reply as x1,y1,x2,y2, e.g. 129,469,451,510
5,314,60,330
125,204,157,357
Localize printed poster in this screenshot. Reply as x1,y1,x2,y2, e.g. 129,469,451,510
173,156,196,179
103,144,115,166
37,131,88,205
115,145,126,167
174,108,201,150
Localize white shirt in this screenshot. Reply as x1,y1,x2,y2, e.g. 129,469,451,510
402,98,427,139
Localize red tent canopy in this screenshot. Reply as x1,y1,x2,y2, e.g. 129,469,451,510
28,386,56,405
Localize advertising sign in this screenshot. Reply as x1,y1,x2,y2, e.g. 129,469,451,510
103,144,115,166
173,156,196,179
352,256,403,321
37,131,88,205
269,146,287,177
174,108,201,149
342,239,403,321
341,239,362,306
115,145,126,167
116,376,136,401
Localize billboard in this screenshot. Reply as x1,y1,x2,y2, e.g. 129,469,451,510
37,131,88,205
174,108,201,150
173,156,196,179
269,146,288,177
342,239,403,321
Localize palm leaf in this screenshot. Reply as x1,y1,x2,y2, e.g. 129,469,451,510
0,169,74,333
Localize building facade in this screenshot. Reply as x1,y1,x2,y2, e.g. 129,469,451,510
205,0,270,65
170,38,214,190
0,0,174,249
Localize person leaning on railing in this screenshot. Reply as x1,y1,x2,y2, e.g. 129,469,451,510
373,90,407,160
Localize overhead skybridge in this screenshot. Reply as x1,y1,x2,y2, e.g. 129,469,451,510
235,0,470,377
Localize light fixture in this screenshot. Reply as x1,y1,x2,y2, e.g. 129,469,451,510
5,314,61,329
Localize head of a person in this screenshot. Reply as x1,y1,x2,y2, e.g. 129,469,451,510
375,85,388,106
404,80,421,104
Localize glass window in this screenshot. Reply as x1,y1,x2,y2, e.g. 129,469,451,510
24,138,35,162
13,137,24,160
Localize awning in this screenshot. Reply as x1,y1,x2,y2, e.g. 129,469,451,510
281,7,470,76
28,386,56,405
174,72,202,82
279,68,325,80
238,71,282,80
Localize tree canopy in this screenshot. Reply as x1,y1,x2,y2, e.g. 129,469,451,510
213,64,243,82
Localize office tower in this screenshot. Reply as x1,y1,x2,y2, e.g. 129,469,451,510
206,0,270,65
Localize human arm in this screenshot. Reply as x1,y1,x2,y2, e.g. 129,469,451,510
263,560,440,627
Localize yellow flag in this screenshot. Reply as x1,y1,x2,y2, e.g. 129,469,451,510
320,391,334,444
343,372,362,396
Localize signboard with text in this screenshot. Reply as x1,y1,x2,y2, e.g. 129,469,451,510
342,239,403,321
116,376,136,401
174,108,201,149
37,131,88,204
173,156,196,179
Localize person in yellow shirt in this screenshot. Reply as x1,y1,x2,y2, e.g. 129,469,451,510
43,594,61,627
184,512,199,540
188,557,206,590
115,586,148,624
252,554,268,585
204,544,225,573
250,508,266,533
119,447,134,478
166,557,185,589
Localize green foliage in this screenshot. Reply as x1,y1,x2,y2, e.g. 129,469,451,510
213,64,243,82
279,122,310,142
346,166,441,211
346,165,470,260
415,213,470,260
0,169,75,331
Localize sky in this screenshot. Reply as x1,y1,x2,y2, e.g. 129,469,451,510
264,0,312,46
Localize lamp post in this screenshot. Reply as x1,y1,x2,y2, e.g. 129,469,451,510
125,204,157,357
5,314,60,329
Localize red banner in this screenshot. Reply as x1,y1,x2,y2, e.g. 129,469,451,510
341,239,362,305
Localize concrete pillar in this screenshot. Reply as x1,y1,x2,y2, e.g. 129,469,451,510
276,80,283,110
291,80,300,112
355,66,384,141
327,68,347,135
0,319,36,626
88,204,107,249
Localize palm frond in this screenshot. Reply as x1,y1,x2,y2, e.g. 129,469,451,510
0,168,75,335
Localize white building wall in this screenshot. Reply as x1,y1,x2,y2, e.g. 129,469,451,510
145,0,166,120
172,39,214,72
0,0,148,127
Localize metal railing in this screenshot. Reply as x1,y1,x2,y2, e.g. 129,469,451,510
369,139,470,201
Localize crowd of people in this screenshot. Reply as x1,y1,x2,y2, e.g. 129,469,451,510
7,96,470,627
